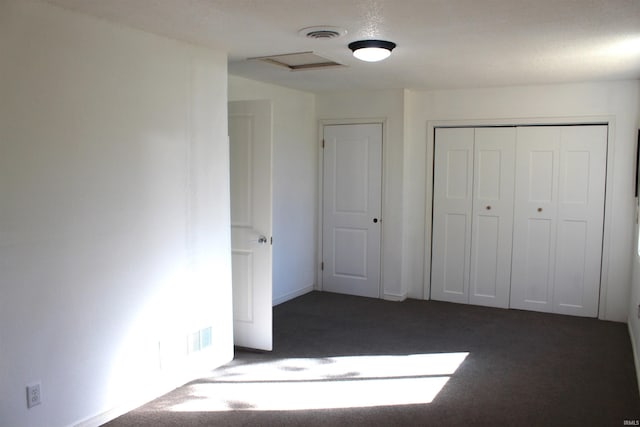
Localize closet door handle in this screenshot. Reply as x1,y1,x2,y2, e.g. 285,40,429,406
537,207,543,212
486,205,491,210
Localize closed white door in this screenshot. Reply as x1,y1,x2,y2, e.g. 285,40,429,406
322,124,382,298
553,126,606,316
510,127,560,313
510,125,607,317
431,127,515,307
468,128,516,308
229,100,272,351
431,128,474,304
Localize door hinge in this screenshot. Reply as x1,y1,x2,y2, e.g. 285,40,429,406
270,236,273,245
322,139,325,149
321,262,324,271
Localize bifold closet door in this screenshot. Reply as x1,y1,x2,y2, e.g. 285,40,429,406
510,126,607,317
431,128,474,304
468,128,516,308
432,127,515,307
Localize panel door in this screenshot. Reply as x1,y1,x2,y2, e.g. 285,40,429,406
468,128,516,308
510,125,607,317
552,125,607,317
322,123,382,298
229,100,272,351
510,127,561,313
431,128,474,304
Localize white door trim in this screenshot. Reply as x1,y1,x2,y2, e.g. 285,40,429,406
317,118,387,297
424,116,615,321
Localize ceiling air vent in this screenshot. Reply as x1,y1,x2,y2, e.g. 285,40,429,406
307,29,340,39
298,26,347,40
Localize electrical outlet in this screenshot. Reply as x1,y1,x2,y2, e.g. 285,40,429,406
26,383,41,408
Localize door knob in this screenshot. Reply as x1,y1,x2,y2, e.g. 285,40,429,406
486,205,491,210
257,235,268,244
373,218,379,223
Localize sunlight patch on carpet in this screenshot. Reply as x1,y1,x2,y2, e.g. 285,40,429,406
169,352,469,412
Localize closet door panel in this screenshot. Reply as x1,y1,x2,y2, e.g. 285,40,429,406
553,125,607,317
469,128,516,308
431,128,474,304
510,127,561,313
472,215,500,297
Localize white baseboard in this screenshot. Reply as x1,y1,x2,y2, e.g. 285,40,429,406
383,292,408,302
74,389,166,427
74,351,233,427
629,322,640,397
75,375,195,427
273,285,314,306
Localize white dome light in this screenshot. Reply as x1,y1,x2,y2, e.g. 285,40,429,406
348,40,396,62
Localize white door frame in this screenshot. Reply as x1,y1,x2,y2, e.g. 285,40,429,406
424,116,615,321
317,118,387,296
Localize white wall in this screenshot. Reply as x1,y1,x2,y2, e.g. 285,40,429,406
316,90,407,300
228,76,317,305
630,104,640,391
315,82,638,322
0,2,233,426
405,81,640,322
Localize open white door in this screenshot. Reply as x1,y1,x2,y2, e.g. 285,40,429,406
229,100,272,351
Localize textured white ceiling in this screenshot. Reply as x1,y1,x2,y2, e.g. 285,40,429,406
46,0,640,92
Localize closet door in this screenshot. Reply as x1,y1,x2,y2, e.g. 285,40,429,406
553,126,606,317
468,128,516,308
510,127,560,313
431,128,474,304
510,126,607,317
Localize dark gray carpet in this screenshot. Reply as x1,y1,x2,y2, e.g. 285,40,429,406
104,291,640,426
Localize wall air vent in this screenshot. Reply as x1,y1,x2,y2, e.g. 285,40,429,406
250,51,344,71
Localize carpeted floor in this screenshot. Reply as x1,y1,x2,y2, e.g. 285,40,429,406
104,291,640,426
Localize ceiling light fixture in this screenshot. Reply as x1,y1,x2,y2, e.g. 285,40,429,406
348,39,396,62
